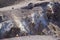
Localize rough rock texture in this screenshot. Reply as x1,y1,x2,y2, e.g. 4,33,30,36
0,0,60,39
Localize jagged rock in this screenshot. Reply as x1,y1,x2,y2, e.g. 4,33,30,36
48,22,60,36
0,1,60,39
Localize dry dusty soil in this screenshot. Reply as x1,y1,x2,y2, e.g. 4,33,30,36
0,35,58,40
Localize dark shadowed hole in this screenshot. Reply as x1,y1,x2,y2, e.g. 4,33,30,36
52,26,56,31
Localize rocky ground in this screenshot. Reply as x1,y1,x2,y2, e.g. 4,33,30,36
0,0,60,8
0,35,59,40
